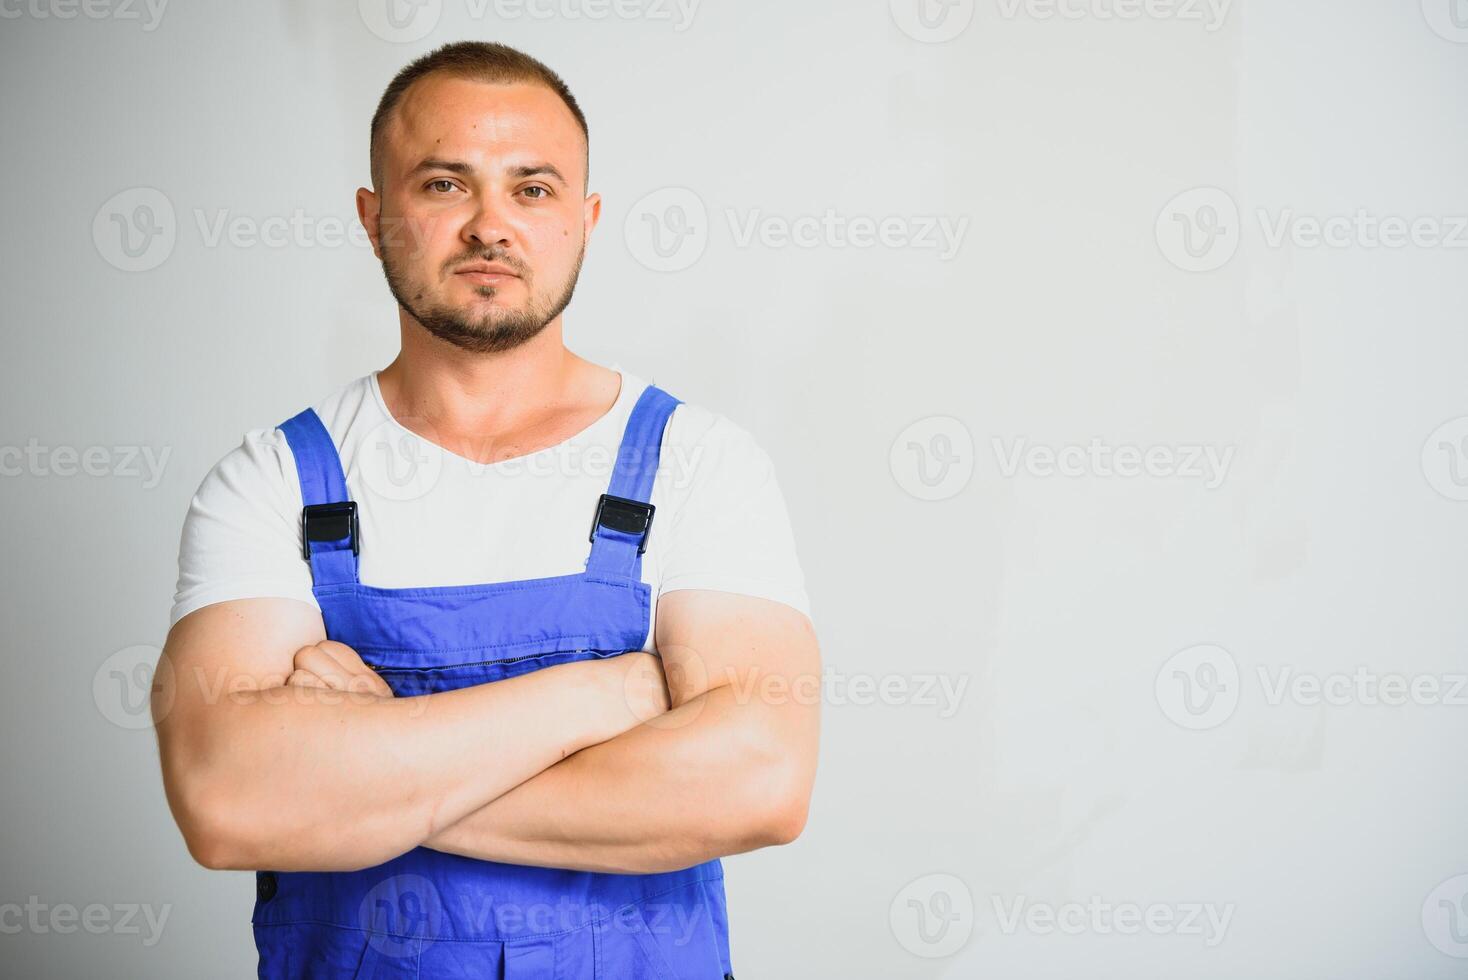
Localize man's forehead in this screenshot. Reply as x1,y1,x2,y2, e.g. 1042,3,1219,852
386,75,584,171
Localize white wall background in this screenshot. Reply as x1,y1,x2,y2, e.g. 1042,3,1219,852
2,0,1466,976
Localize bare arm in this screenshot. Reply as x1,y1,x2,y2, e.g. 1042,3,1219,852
420,590,821,874
152,597,667,874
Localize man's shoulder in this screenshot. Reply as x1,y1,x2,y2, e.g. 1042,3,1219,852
194,373,376,497
290,372,378,439
652,384,767,463
642,386,779,508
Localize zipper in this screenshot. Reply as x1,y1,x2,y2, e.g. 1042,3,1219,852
369,648,595,673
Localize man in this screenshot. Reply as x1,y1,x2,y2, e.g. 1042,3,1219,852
153,41,819,979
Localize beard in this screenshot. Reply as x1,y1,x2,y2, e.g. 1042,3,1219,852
380,242,584,355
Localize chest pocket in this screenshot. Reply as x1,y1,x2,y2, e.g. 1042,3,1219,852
313,573,653,696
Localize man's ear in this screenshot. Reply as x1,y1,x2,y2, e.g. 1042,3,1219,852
356,186,383,260
583,191,602,240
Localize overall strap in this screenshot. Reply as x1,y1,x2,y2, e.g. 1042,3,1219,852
278,407,360,588
586,384,682,579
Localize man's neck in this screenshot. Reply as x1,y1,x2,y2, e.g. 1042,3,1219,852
376,316,620,463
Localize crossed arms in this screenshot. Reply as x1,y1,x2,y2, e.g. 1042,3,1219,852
153,589,820,875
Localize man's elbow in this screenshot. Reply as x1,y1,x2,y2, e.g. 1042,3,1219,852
168,784,242,870
747,762,813,848
168,766,308,872
167,773,265,871
186,828,241,872
179,789,411,873
762,795,810,847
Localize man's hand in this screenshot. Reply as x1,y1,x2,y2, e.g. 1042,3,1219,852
283,642,671,726
285,640,394,698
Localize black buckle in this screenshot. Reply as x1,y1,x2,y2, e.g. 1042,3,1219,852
589,494,655,554
301,501,358,558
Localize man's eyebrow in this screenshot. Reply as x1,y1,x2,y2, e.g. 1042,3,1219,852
405,159,569,186
407,158,474,178
508,163,568,186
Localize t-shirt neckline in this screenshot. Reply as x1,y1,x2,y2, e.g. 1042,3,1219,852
366,366,634,471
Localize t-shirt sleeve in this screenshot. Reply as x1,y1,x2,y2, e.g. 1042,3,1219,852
656,411,812,620
167,427,317,630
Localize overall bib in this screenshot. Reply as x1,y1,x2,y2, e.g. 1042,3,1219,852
254,384,736,979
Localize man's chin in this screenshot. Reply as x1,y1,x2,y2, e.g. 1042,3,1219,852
418,310,549,353
434,293,537,327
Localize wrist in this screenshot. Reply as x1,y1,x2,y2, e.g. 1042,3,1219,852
592,652,665,740
555,655,633,749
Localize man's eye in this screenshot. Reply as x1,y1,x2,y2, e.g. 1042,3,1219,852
523,186,549,200
428,180,458,193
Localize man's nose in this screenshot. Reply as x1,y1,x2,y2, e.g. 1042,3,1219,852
460,195,515,251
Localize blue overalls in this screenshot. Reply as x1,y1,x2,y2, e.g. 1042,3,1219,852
255,384,736,979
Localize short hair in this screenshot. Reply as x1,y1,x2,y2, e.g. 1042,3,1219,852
369,41,589,191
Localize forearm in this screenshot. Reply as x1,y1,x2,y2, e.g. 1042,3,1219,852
424,682,815,874
160,659,622,873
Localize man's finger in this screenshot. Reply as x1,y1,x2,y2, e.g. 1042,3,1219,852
292,646,351,691
293,642,393,697
286,668,329,689
319,640,395,697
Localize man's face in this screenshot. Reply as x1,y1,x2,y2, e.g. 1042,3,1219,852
363,75,597,354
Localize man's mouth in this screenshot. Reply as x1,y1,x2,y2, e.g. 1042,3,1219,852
454,261,520,284
457,270,518,285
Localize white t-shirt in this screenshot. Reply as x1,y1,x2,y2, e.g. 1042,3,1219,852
168,367,811,651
